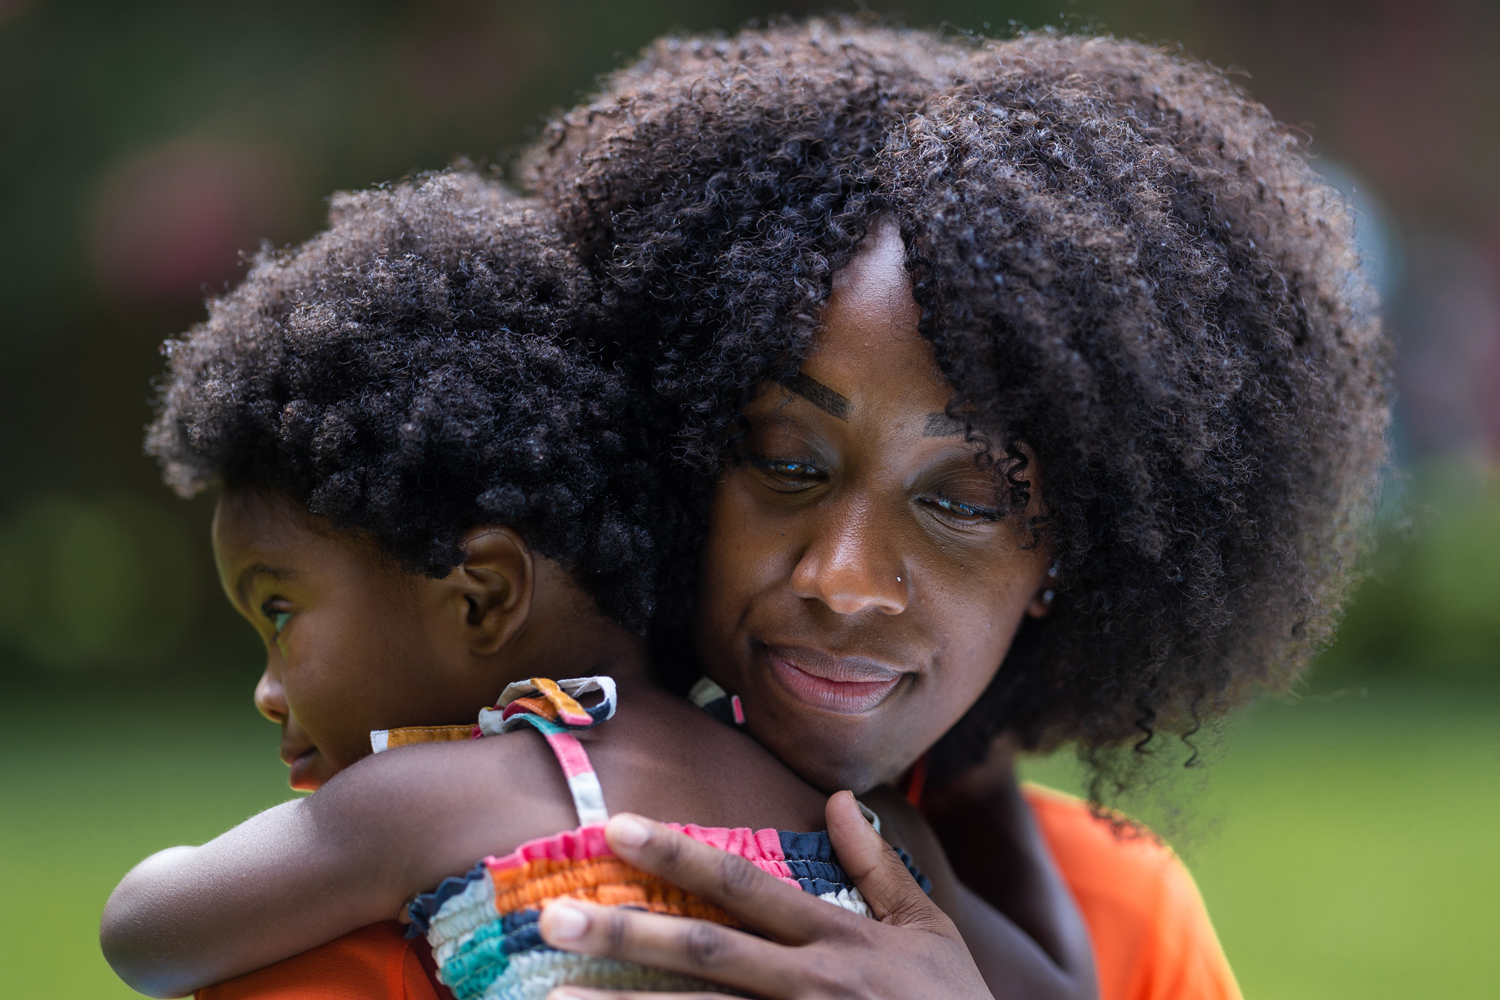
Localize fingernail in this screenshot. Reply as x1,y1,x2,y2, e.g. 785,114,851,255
544,902,589,941
550,991,590,1000
609,813,650,848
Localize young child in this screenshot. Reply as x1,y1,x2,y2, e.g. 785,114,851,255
103,169,1091,1000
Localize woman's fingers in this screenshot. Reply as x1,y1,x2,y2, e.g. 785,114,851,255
824,791,954,934
549,991,734,1000
539,899,807,998
600,813,855,944
538,804,996,1000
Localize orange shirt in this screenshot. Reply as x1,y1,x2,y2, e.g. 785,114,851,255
200,785,1240,1000
1024,784,1242,1000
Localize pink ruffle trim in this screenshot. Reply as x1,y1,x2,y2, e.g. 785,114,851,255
483,823,794,882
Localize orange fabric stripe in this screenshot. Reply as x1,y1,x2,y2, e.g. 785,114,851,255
530,677,591,725
383,725,475,749
488,856,736,926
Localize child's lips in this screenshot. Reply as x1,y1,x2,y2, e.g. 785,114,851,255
281,744,321,789
763,643,907,714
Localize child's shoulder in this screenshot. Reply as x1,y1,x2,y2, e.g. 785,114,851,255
320,726,584,862
581,692,831,833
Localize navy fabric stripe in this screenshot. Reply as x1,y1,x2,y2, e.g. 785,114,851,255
697,696,739,728
407,859,490,936
794,876,856,897
778,830,836,862
498,913,543,955
895,847,934,895
778,829,933,898
783,858,849,883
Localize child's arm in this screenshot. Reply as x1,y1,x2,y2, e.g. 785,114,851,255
100,736,562,998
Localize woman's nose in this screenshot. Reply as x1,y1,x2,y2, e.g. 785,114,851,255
789,495,909,615
254,663,288,724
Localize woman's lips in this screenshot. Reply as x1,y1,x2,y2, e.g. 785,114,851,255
763,644,906,714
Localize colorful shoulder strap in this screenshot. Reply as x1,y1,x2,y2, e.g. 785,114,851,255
687,676,745,727
371,676,617,827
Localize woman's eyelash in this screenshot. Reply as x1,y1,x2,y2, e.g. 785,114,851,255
928,496,1001,521
750,455,824,478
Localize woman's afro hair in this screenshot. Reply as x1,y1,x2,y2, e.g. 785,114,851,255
146,170,669,633
525,20,1391,782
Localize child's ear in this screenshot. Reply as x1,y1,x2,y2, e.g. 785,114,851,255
449,526,534,656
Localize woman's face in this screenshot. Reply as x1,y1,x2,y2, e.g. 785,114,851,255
697,221,1052,793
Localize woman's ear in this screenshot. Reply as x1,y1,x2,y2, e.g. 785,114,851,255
449,526,535,656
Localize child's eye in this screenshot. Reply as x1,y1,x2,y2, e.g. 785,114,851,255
261,601,293,635
925,495,1001,522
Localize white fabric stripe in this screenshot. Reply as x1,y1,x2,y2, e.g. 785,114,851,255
476,951,718,1000
817,886,872,918
369,730,390,754
427,875,497,953
686,676,729,709
475,706,508,737
567,771,609,826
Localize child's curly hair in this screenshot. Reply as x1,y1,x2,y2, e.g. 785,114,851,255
526,20,1391,781
146,170,668,633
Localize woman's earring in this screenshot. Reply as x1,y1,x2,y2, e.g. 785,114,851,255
1041,561,1059,606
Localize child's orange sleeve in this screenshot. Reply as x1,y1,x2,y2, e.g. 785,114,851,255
194,920,447,1000
1024,784,1243,1000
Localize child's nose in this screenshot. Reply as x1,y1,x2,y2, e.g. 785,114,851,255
253,666,288,724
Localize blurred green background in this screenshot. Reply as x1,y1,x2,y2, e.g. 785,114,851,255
1,0,1496,997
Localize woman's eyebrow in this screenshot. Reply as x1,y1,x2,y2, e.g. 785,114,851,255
923,413,970,437
778,372,849,420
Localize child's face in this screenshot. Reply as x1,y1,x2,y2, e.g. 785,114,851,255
696,221,1052,793
211,490,504,790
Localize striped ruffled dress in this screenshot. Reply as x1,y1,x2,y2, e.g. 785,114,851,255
371,677,929,1000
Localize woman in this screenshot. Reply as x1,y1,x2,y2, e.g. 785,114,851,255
522,19,1385,1000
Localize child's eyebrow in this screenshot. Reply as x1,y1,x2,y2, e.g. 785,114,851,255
236,563,298,603
778,372,849,421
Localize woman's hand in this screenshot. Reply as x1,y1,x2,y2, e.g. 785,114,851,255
537,790,994,1000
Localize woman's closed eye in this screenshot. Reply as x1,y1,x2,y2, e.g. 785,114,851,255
749,453,827,490
922,495,1000,521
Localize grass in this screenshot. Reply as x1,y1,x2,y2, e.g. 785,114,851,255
1,673,1495,998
